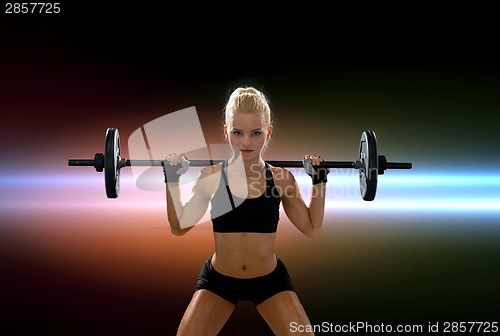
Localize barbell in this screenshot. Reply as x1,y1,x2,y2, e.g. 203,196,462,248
68,128,412,200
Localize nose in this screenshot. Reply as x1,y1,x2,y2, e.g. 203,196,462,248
242,135,251,146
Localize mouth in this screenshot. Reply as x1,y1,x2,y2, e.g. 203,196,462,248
240,149,254,154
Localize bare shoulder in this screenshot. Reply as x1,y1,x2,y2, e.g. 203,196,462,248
269,165,296,187
199,163,222,178
269,165,300,199
193,163,222,197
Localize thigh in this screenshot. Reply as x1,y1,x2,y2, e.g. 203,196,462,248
256,291,314,336
177,289,236,336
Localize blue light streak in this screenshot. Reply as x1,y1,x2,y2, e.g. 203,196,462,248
0,172,499,213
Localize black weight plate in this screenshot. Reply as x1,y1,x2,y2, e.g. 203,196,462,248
105,128,120,198
359,130,378,201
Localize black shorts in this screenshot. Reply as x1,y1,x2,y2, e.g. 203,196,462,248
195,256,294,306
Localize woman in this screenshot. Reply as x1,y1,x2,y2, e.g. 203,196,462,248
162,87,328,335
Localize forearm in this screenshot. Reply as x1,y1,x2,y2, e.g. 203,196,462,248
307,183,327,235
165,183,192,236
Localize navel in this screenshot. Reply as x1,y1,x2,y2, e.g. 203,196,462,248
242,264,247,271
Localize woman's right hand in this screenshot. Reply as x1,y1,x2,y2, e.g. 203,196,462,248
161,153,190,183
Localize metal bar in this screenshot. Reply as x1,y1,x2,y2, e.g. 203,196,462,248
385,162,413,169
127,159,356,168
69,158,413,170
68,160,95,166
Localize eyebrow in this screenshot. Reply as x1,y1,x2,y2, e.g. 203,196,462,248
232,128,263,132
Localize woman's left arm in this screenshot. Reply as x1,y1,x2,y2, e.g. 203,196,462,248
275,157,327,238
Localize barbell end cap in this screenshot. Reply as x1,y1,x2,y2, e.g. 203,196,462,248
94,153,104,172
378,155,387,175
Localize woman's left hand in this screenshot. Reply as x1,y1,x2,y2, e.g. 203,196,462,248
303,154,329,185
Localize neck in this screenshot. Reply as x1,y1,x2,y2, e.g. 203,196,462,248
228,154,265,175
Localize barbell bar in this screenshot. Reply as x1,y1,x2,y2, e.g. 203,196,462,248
68,128,412,200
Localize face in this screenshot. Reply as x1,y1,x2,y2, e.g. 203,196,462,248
224,112,272,162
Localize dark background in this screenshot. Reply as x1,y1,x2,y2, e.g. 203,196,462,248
1,3,499,335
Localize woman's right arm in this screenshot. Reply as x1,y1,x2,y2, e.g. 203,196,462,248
165,165,216,236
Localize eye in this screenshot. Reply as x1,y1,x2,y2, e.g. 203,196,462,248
252,131,262,136
232,130,242,136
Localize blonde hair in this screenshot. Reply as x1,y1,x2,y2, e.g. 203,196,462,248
224,87,272,128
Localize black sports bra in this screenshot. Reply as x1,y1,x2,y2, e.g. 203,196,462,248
210,161,281,233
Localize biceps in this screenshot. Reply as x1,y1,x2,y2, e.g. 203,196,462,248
179,192,211,229
281,188,310,226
